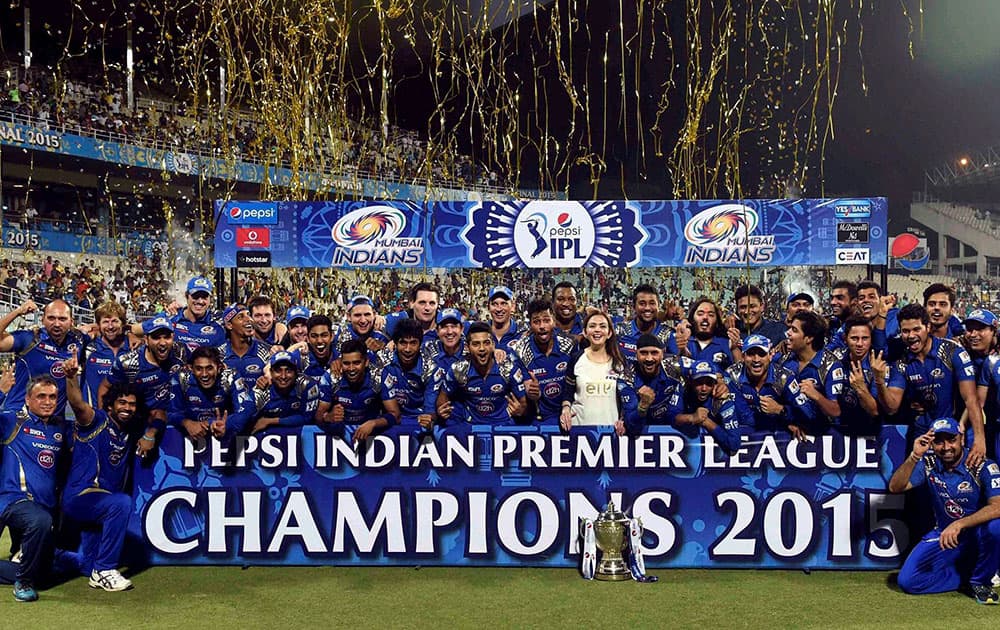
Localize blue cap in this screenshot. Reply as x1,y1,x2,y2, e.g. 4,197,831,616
437,307,464,326
930,417,961,437
964,309,998,328
786,292,814,307
285,305,310,325
348,294,374,311
186,276,213,295
489,286,513,302
222,304,248,325
691,361,719,381
142,315,173,336
742,334,772,353
269,350,300,370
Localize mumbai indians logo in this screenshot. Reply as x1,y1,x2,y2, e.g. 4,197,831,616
684,205,759,246
332,206,406,246
683,204,774,265
330,206,423,266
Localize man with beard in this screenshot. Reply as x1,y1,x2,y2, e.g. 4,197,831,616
60,356,137,592
615,284,674,362
781,311,840,435
486,286,523,354
80,301,135,407
167,346,256,446
675,361,746,455
832,317,881,436
249,351,321,433
166,276,226,352
218,304,271,388
889,417,1000,605
321,339,399,443
376,318,436,428
100,316,187,458
668,297,741,370
0,377,71,601
552,282,586,339
384,282,440,343
876,303,986,467
248,296,287,348
734,285,786,346
332,295,389,363
509,298,576,425
279,305,310,349
725,334,816,439
0,298,87,418
633,334,685,431
424,323,527,427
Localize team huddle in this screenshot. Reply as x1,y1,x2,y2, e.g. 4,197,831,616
0,274,998,603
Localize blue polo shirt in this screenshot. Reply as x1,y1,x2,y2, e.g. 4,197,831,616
509,333,575,424
65,409,131,497
615,320,674,363
219,338,271,387
667,336,735,370
0,409,71,514
633,361,684,428
491,320,524,354
107,343,188,415
332,371,389,425
887,337,976,432
909,454,1000,530
377,351,434,424
253,376,320,428
678,390,747,455
726,363,816,433
169,310,226,352
81,335,131,407
7,327,88,416
439,357,527,426
834,355,881,434
167,369,256,438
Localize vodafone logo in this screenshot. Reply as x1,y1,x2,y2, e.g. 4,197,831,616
237,227,271,248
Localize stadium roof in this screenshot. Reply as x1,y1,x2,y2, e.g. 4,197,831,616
925,143,1000,188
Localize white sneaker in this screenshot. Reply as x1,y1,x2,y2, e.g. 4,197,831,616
10,550,22,564
89,569,133,592
993,572,1000,588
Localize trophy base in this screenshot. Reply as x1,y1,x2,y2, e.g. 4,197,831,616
595,559,631,581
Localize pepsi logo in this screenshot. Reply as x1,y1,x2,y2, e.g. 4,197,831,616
230,206,242,219
38,449,55,469
557,212,572,227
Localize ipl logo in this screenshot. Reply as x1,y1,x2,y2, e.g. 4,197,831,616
511,202,594,266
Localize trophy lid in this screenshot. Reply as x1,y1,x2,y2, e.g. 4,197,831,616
596,499,628,523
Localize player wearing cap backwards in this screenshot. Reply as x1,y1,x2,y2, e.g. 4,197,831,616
164,276,226,352
725,333,817,440
0,297,88,418
615,284,675,363
675,361,747,455
100,315,187,458
60,355,137,592
508,298,576,425
376,318,437,428
486,286,524,354
889,417,1000,605
218,304,272,388
384,282,441,343
247,295,287,348
332,294,389,363
167,346,256,447
319,339,400,442
279,305,311,349
248,351,321,433
421,322,527,428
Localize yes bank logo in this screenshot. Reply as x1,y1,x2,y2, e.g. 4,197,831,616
227,202,278,225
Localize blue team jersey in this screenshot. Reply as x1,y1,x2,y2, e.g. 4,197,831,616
556,313,585,336
108,343,188,413
887,337,976,432
302,348,335,380
440,357,527,426
332,324,389,362
169,310,226,351
633,360,685,429
779,349,845,423
81,336,131,407
0,409,70,514
252,376,320,428
491,320,524,354
615,320,674,363
725,363,816,433
384,312,439,344
7,327,88,416
509,332,575,424
667,336,734,370
678,391,747,455
167,368,256,438
375,349,435,424
65,409,131,497
834,355,881,434
332,371,387,425
219,338,271,387
909,454,1000,530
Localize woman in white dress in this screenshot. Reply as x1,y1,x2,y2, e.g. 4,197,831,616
559,311,639,435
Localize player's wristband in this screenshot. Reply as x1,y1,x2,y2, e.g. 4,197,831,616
909,452,921,463
140,434,156,442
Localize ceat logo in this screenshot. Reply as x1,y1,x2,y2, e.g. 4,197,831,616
835,248,870,264
236,227,271,248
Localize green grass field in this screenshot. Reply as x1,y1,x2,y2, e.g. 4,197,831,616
0,565,996,629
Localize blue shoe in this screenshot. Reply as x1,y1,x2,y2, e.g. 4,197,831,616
972,583,999,605
13,581,38,602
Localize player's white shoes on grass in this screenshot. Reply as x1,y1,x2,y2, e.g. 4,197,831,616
89,569,133,592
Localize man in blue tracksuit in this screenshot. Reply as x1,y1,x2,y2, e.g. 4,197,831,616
61,355,137,592
0,376,71,601
889,417,1000,604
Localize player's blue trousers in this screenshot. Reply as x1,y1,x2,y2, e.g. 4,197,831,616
0,500,53,583
898,519,1000,594
62,492,130,573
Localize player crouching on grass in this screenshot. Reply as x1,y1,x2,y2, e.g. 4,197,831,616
888,416,1000,604
62,356,137,592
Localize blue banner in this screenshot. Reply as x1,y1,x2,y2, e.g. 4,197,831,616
0,120,558,201
129,426,909,569
1,225,164,258
214,198,886,268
